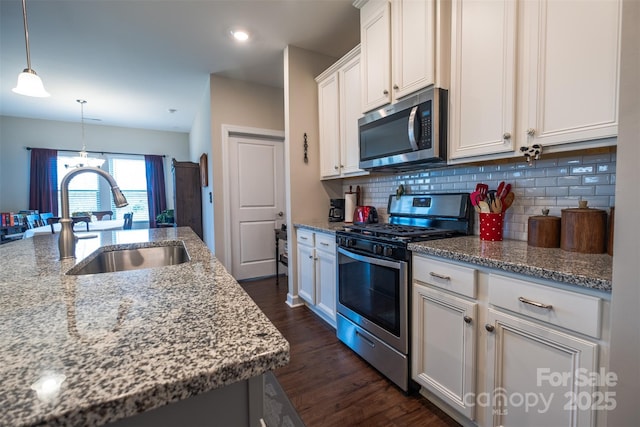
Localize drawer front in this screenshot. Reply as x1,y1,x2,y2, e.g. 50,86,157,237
315,232,336,252
488,274,602,338
412,255,477,299
297,228,315,245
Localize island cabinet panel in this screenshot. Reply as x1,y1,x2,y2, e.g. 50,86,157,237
172,159,203,239
109,375,264,427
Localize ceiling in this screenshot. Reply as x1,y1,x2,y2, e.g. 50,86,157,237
0,0,360,133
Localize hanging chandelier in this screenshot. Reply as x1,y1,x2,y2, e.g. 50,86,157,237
12,0,50,98
66,100,105,169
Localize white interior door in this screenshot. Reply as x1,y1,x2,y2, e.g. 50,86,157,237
228,135,285,280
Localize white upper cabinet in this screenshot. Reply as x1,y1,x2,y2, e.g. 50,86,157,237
317,45,368,180
361,1,392,111
339,55,365,176
359,0,445,113
448,0,517,159
449,0,621,161
391,0,436,100
520,0,621,148
318,73,341,178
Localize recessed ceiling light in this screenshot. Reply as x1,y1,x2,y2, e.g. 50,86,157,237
230,30,250,42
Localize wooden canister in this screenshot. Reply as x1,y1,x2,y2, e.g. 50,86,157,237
561,201,607,253
528,210,561,248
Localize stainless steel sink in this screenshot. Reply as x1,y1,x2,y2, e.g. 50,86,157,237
67,241,190,275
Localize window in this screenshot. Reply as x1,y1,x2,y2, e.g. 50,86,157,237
109,157,149,220
57,154,148,221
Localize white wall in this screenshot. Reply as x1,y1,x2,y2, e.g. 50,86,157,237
608,0,640,423
189,79,214,250
0,116,189,214
283,45,342,306
209,75,285,267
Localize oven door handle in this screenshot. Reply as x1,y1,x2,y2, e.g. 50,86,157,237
338,247,405,270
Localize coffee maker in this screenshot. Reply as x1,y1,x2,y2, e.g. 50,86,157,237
329,198,345,222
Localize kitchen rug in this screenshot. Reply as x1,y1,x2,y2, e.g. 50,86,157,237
263,372,305,427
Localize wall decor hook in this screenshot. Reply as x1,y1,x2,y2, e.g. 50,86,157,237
303,133,308,164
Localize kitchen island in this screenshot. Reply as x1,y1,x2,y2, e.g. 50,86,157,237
0,227,289,426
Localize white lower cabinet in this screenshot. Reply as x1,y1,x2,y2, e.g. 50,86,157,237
412,283,477,420
411,254,609,427
484,307,598,427
296,228,336,327
297,237,315,304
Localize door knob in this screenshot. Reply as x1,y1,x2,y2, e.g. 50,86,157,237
278,211,284,217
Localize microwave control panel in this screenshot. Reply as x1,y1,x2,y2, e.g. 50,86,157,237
419,107,432,149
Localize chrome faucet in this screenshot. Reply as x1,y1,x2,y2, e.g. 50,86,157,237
59,166,128,259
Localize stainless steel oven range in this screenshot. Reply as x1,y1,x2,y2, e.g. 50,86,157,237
335,193,473,392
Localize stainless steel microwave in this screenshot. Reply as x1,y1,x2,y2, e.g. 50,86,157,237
358,87,447,171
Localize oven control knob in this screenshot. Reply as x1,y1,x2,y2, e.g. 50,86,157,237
347,239,356,248
383,246,393,257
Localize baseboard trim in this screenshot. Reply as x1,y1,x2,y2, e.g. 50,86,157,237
286,293,305,308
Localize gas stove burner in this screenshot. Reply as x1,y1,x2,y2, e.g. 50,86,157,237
338,193,473,247
344,223,454,240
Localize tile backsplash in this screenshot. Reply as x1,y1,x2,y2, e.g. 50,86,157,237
342,150,616,241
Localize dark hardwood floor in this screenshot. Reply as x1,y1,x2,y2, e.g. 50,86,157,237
241,276,460,427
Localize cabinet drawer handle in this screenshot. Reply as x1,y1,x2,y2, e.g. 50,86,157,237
320,242,330,247
300,236,308,240
429,272,451,281
518,296,553,310
485,324,495,332
463,315,472,324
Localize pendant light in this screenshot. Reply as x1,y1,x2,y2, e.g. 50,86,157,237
12,0,50,98
66,100,105,168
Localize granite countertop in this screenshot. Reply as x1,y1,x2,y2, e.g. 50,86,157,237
292,221,612,291
0,227,289,427
409,236,612,292
293,221,345,234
